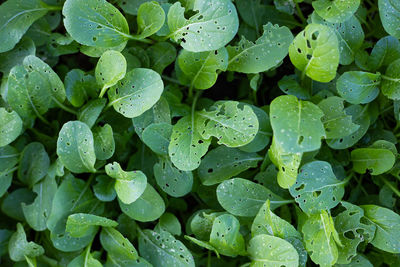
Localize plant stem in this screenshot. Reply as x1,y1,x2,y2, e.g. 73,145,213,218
127,35,154,44
99,85,108,98
381,74,400,82
191,90,202,131
381,176,400,198
295,3,306,25
52,98,78,115
161,75,182,85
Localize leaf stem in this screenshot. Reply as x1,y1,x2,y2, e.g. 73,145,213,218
98,85,108,98
191,90,202,131
380,176,400,198
381,74,400,82
52,98,77,115
295,3,306,25
127,35,154,44
70,174,95,212
161,75,182,85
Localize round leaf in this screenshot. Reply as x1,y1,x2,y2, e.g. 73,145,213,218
379,0,400,39
382,58,400,100
96,50,127,96
0,108,22,147
351,148,395,175
18,142,50,187
312,0,360,23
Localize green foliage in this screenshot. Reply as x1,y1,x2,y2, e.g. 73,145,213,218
1,0,400,266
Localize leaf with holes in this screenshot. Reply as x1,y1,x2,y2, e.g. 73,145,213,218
0,108,22,147
0,0,49,53
7,55,66,121
167,0,239,52
351,148,395,175
63,0,130,47
168,115,211,171
8,223,44,261
361,205,400,253
107,68,164,118
227,23,293,73
381,58,400,100
153,157,193,197
96,50,127,97
93,124,115,160
302,210,341,266
57,121,96,173
289,161,345,214
337,71,381,104
312,0,360,23
196,101,259,147
209,214,246,257
289,24,339,82
379,0,400,39
198,146,262,186
139,228,195,266
66,213,118,237
318,96,359,139
270,95,325,153
105,162,147,204
177,47,228,90
334,202,376,264
100,227,139,262
252,200,301,239
247,234,299,267
217,178,291,217
311,13,364,65
119,183,165,222
0,37,35,75
142,122,172,156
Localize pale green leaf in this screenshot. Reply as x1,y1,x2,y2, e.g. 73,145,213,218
0,108,22,147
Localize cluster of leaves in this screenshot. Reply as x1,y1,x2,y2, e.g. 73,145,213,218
1,0,400,266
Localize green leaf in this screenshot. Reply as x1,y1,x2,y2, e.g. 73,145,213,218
57,121,97,173
1,188,35,221
184,235,220,257
0,145,19,197
139,229,195,266
252,200,301,239
153,157,193,197
318,96,359,139
334,202,376,264
155,212,182,236
198,146,262,186
63,0,130,47
96,50,127,97
8,223,44,262
227,23,293,73
381,58,400,100
289,161,345,214
268,138,302,189
336,71,381,104
7,55,66,121
134,1,165,39
196,101,259,147
67,245,102,267
107,68,164,118
302,211,341,266
311,13,364,65
93,124,115,160
0,108,22,147
326,104,370,149
217,178,291,217
289,24,339,82
147,42,177,74
312,0,360,23
142,122,172,156
66,213,118,238
119,183,165,222
117,0,167,16
22,175,57,231
247,234,299,267
351,148,395,175
78,99,107,128
368,36,400,72
100,227,138,262
361,205,400,253
105,162,147,204
168,115,211,171
379,0,400,39
270,95,325,153
167,0,239,52
0,0,49,53
209,214,246,257
93,175,116,202
177,47,228,90
65,69,97,108
336,254,373,267
18,142,50,187
47,175,99,252
0,37,35,75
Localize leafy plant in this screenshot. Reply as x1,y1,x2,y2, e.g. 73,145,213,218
0,0,400,266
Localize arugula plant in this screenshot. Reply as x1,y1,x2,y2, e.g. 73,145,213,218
1,0,400,266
